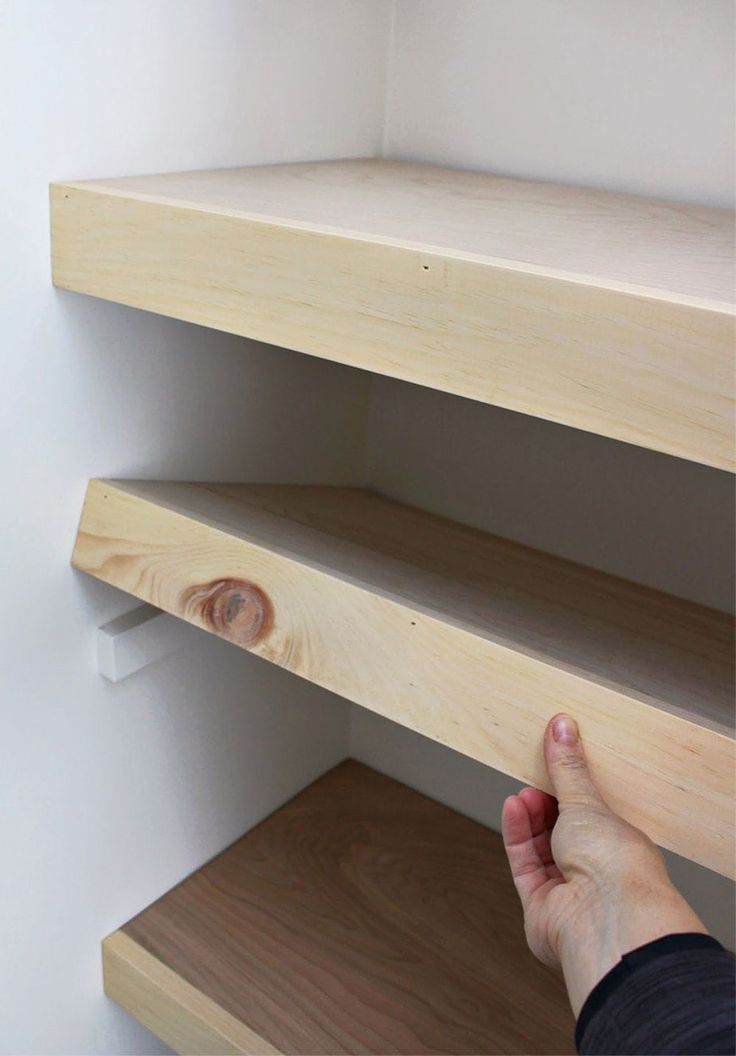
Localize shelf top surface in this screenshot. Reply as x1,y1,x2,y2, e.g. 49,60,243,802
58,159,735,307
121,760,574,1055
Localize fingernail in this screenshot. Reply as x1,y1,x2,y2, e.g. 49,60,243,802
552,715,579,745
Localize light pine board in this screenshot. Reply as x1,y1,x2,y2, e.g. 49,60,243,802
51,161,735,470
108,761,575,1056
73,480,735,877
103,932,279,1056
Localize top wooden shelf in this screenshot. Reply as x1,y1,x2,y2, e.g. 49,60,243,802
51,160,735,469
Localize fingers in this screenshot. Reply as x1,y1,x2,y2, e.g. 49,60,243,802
519,786,559,834
502,795,546,905
502,792,562,908
543,714,607,811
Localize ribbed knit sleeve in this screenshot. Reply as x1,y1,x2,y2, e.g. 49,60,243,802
576,933,735,1055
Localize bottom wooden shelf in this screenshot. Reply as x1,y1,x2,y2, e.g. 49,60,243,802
103,761,574,1055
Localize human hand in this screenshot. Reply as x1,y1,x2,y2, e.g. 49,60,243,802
502,713,708,1014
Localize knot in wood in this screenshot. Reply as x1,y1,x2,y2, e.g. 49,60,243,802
184,579,272,648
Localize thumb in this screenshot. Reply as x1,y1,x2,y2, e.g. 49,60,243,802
544,714,607,811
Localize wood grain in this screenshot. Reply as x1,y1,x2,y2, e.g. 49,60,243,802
112,760,575,1055
51,160,735,470
73,480,735,877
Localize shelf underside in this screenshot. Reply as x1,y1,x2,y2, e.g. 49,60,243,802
104,760,575,1055
73,480,735,877
51,160,735,469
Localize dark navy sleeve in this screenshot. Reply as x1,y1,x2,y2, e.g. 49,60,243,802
576,933,735,1055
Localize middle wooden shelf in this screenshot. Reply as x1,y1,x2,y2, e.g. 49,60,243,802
72,479,734,878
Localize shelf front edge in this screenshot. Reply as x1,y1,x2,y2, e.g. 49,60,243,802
51,182,735,471
103,931,280,1056
74,480,735,878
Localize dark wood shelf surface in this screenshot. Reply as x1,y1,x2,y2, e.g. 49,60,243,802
104,761,574,1055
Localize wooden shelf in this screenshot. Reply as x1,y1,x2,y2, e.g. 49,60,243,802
73,480,735,877
51,160,734,470
103,760,575,1055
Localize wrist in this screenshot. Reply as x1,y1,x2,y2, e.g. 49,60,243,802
557,877,708,1016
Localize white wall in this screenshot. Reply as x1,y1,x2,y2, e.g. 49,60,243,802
352,0,735,948
385,0,736,207
371,0,735,610
363,380,735,612
0,2,390,1053
1,2,733,1052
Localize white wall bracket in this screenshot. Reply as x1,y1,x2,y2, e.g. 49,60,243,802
97,604,200,682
